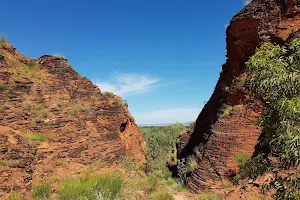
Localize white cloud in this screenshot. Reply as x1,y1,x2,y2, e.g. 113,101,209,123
244,0,251,5
224,24,229,29
52,53,64,57
133,107,202,125
96,73,160,97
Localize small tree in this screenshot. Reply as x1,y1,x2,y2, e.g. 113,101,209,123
244,39,300,199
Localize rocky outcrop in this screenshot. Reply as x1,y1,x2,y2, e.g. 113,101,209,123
177,0,300,193
0,44,146,198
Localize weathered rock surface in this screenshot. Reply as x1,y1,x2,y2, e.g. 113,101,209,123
0,44,146,198
177,0,300,193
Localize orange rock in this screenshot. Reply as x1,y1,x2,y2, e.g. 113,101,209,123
177,0,300,193
0,44,146,198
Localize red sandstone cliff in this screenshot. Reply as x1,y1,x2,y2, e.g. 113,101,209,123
177,0,300,193
0,42,146,198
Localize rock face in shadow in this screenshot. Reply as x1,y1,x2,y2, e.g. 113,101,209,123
0,44,146,198
177,0,300,192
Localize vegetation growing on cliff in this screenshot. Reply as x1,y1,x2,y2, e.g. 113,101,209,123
23,132,48,142
241,39,300,199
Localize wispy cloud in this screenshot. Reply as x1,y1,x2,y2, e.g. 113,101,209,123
244,0,251,5
224,24,229,29
133,107,202,125
52,53,64,57
96,73,160,97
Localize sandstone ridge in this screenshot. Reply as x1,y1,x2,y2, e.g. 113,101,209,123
177,0,300,193
0,42,146,198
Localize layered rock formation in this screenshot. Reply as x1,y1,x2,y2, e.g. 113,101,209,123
0,43,146,198
177,0,300,192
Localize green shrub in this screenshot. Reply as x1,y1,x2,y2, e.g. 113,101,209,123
164,177,177,186
234,152,251,168
1,42,12,49
222,180,233,188
193,145,203,157
220,106,232,118
198,190,221,200
188,121,196,128
150,166,173,180
150,189,174,200
233,174,241,185
36,108,49,118
122,156,136,171
23,132,48,142
164,177,186,192
144,175,159,193
7,58,44,83
32,182,52,199
0,35,12,49
57,159,69,166
234,154,269,183
58,174,123,200
68,100,91,115
0,50,4,56
235,77,246,88
27,60,36,68
122,175,152,198
90,160,108,168
94,175,124,200
246,39,300,169
239,154,269,180
103,91,115,98
107,96,123,106
177,159,187,183
8,192,25,200
0,159,13,166
58,176,95,200
168,147,177,166
245,39,300,199
186,155,198,173
263,175,300,200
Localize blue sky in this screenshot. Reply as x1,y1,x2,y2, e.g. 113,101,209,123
2,0,250,124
